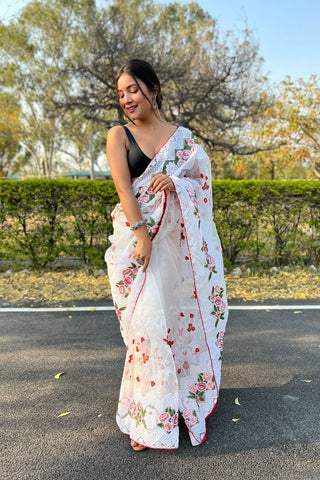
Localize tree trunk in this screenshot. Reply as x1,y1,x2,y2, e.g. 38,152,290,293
89,130,95,180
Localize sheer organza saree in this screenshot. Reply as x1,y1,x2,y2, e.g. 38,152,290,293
105,126,228,449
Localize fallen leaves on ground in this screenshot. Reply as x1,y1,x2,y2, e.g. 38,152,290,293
0,270,111,304
0,267,319,304
225,269,320,301
57,412,71,418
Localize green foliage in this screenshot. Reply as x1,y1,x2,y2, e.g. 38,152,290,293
0,179,319,269
0,179,118,269
212,180,320,266
0,92,22,175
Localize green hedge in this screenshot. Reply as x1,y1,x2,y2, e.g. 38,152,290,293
212,180,319,267
0,179,319,269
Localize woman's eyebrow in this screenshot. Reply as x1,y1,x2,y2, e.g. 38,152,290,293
117,83,138,93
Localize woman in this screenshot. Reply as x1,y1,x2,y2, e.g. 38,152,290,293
105,59,228,451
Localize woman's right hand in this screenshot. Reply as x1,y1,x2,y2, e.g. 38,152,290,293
134,230,152,272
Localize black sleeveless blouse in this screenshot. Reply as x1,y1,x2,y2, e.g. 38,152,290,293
123,126,151,178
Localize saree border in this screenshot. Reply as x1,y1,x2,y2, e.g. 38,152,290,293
173,182,219,445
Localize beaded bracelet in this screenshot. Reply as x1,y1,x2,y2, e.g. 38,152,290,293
130,220,147,231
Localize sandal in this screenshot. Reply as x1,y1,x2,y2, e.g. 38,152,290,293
130,439,147,451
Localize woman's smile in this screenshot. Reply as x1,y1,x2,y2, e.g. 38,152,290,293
127,105,137,114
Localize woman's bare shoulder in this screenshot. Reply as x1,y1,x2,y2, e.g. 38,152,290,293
107,125,126,140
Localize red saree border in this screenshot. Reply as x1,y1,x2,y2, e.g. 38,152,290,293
173,181,219,445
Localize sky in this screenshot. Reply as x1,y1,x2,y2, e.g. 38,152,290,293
1,0,319,84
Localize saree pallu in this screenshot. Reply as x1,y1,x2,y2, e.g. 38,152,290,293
105,126,228,449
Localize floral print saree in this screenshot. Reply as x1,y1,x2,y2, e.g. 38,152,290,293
105,126,228,449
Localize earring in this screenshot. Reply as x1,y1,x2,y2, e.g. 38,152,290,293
152,98,158,111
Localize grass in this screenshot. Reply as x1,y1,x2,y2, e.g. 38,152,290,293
0,265,319,305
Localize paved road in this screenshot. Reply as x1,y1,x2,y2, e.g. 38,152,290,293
1,302,319,480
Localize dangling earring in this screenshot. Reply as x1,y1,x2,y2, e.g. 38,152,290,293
152,97,158,111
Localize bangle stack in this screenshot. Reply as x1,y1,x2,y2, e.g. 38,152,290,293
130,220,147,231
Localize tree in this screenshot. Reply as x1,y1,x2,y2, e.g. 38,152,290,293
0,91,22,176
0,0,97,178
278,75,320,179
56,0,272,173
239,75,320,180
0,0,273,178
58,113,108,179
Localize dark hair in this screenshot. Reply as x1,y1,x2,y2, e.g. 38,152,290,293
116,59,163,110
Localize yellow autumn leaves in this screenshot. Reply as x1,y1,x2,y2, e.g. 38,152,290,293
54,371,69,418
54,371,103,419
0,270,111,304
232,397,241,422
225,269,320,301
0,268,319,304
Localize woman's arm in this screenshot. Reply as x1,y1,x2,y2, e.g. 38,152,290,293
106,126,152,271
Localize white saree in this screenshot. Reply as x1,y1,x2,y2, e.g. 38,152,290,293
105,126,228,450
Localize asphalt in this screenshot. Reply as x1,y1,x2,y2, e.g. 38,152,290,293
0,301,319,480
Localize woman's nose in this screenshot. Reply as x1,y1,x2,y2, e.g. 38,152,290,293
123,92,132,104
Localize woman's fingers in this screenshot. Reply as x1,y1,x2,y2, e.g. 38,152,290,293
142,258,149,272
136,255,149,272
149,174,173,193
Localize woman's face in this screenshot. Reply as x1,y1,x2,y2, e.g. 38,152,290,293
117,73,153,121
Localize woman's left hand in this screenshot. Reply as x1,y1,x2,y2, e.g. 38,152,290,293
149,174,174,193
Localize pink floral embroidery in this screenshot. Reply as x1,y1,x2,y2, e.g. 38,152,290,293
208,286,226,326
214,296,222,306
114,303,126,322
136,186,155,203
116,262,142,298
202,239,218,279
128,401,148,428
145,216,159,240
190,415,198,425
124,276,132,286
216,331,225,350
158,412,170,423
173,134,199,168
139,194,149,203
186,186,200,221
188,373,215,405
171,413,179,425
197,382,207,391
183,409,199,428
165,422,172,431
119,285,126,295
157,408,178,433
189,384,196,394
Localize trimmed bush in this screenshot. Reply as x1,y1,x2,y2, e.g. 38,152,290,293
0,179,319,269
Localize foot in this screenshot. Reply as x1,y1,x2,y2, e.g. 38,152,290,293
130,439,147,451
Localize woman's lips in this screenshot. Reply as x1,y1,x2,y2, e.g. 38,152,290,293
127,105,137,114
